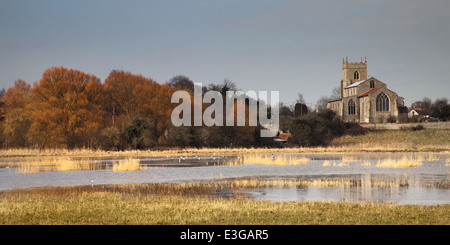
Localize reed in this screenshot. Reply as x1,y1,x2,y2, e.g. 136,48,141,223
427,154,439,161
15,157,98,174
225,154,311,166
113,158,141,171
376,155,424,168
341,155,358,162
2,128,450,161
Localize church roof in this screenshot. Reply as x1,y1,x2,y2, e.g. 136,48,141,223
345,79,366,88
358,87,379,97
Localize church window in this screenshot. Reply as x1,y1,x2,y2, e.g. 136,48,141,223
354,71,359,80
370,80,375,88
376,93,389,112
348,99,356,115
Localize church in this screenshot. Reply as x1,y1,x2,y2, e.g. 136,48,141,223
327,58,408,123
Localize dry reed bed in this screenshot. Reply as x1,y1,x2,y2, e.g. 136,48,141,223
225,154,311,165
102,178,450,195
1,128,450,159
3,177,447,200
9,157,143,174
5,152,448,174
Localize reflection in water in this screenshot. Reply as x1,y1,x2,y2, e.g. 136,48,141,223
237,173,450,205
0,153,449,205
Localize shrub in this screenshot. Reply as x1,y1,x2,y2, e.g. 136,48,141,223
289,110,367,146
344,122,369,136
411,124,424,131
98,127,122,151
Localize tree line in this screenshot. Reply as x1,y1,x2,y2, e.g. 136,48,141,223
2,67,447,150
0,67,273,150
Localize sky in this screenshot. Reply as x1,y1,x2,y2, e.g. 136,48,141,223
1,0,449,108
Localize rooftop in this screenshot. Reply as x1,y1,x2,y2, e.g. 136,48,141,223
345,79,366,89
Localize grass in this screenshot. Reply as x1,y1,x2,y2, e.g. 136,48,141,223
13,157,100,174
0,129,449,160
8,156,143,174
113,158,141,171
0,191,448,225
226,154,310,165
376,155,424,168
331,128,450,152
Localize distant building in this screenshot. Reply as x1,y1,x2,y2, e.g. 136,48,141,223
408,108,432,120
327,57,408,123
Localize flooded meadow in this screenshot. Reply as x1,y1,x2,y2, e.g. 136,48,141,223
1,152,449,205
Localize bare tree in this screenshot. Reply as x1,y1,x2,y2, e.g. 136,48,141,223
166,75,194,92
331,86,341,100
297,93,305,104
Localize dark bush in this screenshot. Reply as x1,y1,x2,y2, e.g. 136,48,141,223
122,118,157,149
344,122,369,136
289,109,368,146
411,124,424,131
98,127,122,151
289,112,333,146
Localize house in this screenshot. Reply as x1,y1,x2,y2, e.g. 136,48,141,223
408,108,432,120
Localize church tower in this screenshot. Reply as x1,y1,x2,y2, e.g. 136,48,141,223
341,57,367,97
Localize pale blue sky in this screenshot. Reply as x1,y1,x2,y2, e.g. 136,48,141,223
1,0,449,107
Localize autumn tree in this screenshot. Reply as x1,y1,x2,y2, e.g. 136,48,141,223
136,82,175,145
103,70,175,147
2,79,32,147
28,67,104,149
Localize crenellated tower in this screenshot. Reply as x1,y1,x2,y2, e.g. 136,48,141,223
341,57,367,97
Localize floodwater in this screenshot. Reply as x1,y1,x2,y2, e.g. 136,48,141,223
0,153,449,205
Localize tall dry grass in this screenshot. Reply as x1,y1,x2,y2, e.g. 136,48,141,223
15,157,99,174
113,158,141,171
376,155,424,168
1,128,450,161
226,154,311,166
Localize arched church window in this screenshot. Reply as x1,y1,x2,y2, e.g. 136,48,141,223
376,93,389,111
370,80,375,88
354,71,359,80
348,99,356,115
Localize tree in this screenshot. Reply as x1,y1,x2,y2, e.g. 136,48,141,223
411,97,432,109
104,70,175,146
28,67,104,149
289,110,345,146
297,93,305,104
136,80,175,145
104,70,151,125
432,98,450,121
279,102,294,132
2,79,31,147
166,75,194,92
316,96,330,112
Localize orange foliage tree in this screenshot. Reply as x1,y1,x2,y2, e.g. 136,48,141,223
27,67,104,149
2,79,32,147
104,70,175,146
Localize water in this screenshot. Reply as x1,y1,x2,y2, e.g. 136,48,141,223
0,153,449,205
